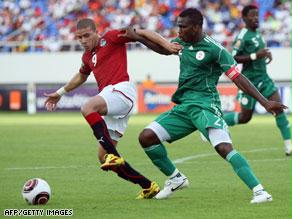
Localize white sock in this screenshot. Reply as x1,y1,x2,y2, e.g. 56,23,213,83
253,184,264,193
169,168,179,178
284,139,291,148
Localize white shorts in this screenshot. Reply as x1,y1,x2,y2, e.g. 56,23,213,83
98,81,137,141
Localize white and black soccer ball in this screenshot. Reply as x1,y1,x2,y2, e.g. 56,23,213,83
22,178,51,205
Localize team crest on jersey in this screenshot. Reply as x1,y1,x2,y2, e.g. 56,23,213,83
196,51,205,60
241,97,249,105
100,39,107,47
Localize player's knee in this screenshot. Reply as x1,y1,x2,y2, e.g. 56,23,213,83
139,129,157,148
81,99,102,116
81,103,91,116
215,143,233,159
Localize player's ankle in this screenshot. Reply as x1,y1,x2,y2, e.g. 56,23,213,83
252,184,264,193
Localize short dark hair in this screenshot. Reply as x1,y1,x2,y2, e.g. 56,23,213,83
242,5,258,17
77,18,96,31
179,8,203,27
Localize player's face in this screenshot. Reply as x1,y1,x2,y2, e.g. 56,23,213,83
244,9,259,29
177,17,198,43
75,26,99,51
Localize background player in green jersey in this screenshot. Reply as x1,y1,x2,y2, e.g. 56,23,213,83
223,5,291,156
120,8,287,203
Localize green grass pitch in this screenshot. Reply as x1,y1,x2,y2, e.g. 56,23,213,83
0,112,291,219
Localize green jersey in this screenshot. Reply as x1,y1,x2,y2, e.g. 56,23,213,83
232,28,267,80
171,34,238,114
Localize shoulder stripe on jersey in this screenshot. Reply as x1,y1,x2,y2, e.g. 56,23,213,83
237,28,248,40
204,35,225,50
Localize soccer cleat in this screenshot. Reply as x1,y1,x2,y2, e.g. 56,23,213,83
285,145,291,156
250,190,273,204
100,154,125,171
136,182,160,199
155,175,189,199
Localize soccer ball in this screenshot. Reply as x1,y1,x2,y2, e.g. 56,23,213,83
22,178,51,205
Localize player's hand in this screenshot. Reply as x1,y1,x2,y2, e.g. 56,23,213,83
263,100,287,116
118,27,140,40
43,92,61,111
265,50,273,64
164,42,183,54
256,49,272,63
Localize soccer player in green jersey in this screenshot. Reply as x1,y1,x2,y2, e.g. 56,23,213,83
120,8,287,203
223,5,291,156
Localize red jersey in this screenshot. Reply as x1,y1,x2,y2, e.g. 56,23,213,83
79,30,134,91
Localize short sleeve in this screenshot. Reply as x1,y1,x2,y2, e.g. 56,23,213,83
218,48,240,80
79,54,91,75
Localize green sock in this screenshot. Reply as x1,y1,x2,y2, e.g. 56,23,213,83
226,150,260,189
223,112,239,126
144,144,176,176
275,112,291,140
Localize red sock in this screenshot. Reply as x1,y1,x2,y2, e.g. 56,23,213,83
84,112,120,156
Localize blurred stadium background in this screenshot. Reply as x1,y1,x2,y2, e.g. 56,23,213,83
0,0,292,113
0,0,291,114
0,1,291,218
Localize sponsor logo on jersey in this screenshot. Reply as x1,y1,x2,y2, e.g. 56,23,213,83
196,51,205,60
100,39,107,47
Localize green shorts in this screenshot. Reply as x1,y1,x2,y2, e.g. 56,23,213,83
155,102,228,142
238,76,278,110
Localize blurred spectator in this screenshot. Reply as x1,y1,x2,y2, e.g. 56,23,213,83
0,0,291,52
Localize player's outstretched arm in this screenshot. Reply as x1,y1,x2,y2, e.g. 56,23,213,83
119,27,182,55
135,29,182,54
44,72,88,111
233,74,287,115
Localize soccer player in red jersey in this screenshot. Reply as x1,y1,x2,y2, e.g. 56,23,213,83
44,18,181,199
